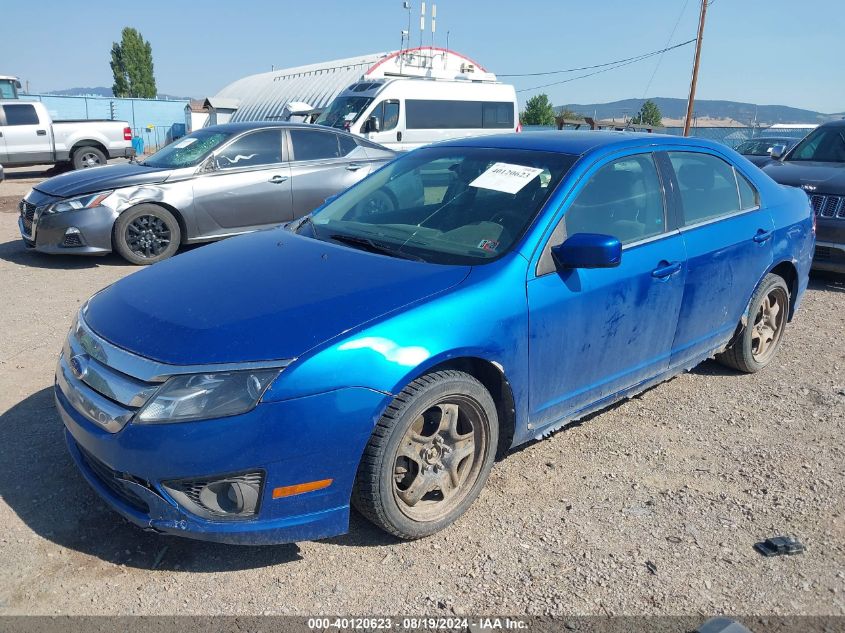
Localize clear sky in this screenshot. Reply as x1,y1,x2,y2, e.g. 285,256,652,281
2,0,843,114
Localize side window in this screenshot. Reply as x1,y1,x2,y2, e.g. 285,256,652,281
668,152,741,225
338,134,358,156
737,170,759,210
290,129,342,161
564,153,666,245
3,104,39,126
216,129,282,169
382,100,400,131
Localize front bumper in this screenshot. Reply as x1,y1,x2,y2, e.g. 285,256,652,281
813,218,845,274
19,203,117,255
56,381,384,545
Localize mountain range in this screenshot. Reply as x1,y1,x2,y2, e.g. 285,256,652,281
42,86,192,101
558,97,842,126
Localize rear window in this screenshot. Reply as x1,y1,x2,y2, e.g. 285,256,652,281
406,100,514,130
2,104,39,126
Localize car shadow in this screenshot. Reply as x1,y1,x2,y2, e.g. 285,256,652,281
809,271,845,292
0,239,131,270
0,388,302,571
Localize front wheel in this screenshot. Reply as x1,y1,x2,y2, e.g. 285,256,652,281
716,273,790,373
113,204,181,265
352,370,499,539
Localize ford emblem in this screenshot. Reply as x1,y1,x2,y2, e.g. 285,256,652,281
69,355,88,380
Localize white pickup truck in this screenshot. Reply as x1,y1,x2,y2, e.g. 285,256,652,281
0,100,134,170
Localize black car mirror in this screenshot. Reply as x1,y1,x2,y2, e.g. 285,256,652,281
365,116,381,133
769,144,787,160
552,233,622,270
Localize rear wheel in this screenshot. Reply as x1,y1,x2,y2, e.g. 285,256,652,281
352,370,498,539
113,204,181,265
72,146,106,169
717,273,790,373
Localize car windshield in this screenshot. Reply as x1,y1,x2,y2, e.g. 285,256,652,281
787,126,845,162
301,146,576,265
141,129,233,168
315,96,374,129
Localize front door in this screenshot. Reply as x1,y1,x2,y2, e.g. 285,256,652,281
0,103,53,165
364,99,402,149
191,128,292,236
527,152,687,430
664,151,775,366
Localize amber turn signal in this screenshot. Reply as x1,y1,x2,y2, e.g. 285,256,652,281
272,478,333,499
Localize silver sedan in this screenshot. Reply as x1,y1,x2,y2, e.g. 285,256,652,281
18,122,396,264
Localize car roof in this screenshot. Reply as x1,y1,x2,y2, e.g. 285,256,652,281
200,121,356,136
818,118,845,129
435,130,729,156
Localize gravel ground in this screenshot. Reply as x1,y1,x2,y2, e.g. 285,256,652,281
0,180,843,616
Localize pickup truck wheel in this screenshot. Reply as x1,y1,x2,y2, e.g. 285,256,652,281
716,273,790,373
72,146,106,169
352,370,498,540
113,204,181,265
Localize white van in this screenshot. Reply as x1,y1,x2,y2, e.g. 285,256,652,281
314,77,519,151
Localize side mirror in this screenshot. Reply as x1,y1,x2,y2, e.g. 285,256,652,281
551,233,622,270
769,144,787,160
365,116,381,133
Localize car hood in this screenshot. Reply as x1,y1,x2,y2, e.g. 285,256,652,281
84,229,471,365
762,161,845,194
34,163,173,198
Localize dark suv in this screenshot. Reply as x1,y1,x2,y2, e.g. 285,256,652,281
763,119,845,274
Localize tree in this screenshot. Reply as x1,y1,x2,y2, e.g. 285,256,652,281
520,94,556,126
110,27,157,98
630,99,663,127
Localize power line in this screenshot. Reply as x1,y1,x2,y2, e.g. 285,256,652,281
499,39,696,78
515,39,696,93
641,0,691,100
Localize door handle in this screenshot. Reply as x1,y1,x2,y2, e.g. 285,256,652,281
651,260,682,279
36,129,47,136
752,229,772,244
269,175,288,184
397,131,402,142
345,163,364,171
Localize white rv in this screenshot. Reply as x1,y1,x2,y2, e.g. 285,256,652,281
315,77,519,151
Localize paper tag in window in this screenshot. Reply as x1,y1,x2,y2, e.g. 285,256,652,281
173,137,198,149
469,162,545,195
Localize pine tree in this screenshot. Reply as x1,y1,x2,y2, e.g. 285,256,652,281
110,28,157,98
631,100,663,127
520,94,556,126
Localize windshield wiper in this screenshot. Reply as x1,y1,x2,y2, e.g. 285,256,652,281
329,234,424,262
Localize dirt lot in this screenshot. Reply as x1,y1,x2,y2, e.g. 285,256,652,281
0,172,843,616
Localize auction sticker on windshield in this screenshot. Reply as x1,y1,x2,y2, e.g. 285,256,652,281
469,162,545,194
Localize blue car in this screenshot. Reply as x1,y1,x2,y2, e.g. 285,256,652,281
55,131,814,544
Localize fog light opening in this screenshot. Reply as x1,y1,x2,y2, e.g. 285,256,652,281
162,470,264,520
199,480,259,515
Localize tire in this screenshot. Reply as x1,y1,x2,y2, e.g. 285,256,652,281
113,204,181,265
72,146,107,170
352,370,499,540
716,273,790,373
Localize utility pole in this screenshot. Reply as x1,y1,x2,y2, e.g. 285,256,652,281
683,0,708,136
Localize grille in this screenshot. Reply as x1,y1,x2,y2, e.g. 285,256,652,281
77,444,150,513
809,194,845,219
20,200,36,235
62,233,83,247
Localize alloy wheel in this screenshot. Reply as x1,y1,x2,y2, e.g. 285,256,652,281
392,396,488,522
751,286,787,363
80,152,103,167
125,214,172,259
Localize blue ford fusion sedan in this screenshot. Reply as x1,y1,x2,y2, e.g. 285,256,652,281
56,131,813,544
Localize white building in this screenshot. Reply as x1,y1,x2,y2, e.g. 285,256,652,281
209,47,496,124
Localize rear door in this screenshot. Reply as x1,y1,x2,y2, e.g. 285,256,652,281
664,150,774,365
288,128,374,217
0,103,53,165
191,128,292,235
527,152,687,428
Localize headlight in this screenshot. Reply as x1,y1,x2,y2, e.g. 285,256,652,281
45,191,114,215
136,369,281,424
